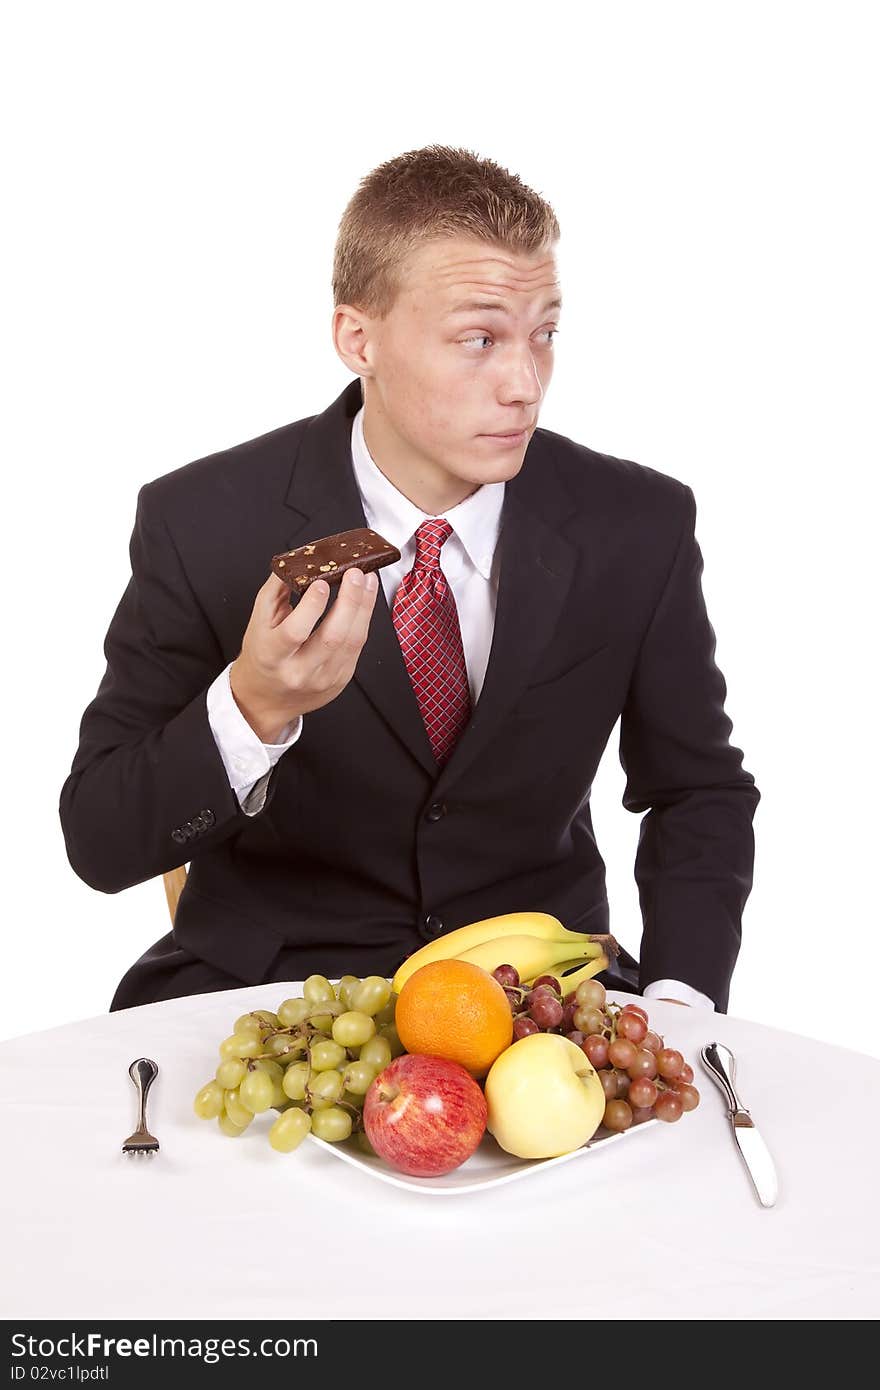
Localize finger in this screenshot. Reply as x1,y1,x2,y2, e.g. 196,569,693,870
264,575,305,631
338,570,379,657
309,571,379,681
304,569,374,666
258,573,297,628
271,578,332,651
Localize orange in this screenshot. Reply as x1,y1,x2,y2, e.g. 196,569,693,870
395,959,514,1079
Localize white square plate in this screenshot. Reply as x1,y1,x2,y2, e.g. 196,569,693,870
308,1118,659,1195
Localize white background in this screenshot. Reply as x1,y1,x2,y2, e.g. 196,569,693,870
2,2,877,1053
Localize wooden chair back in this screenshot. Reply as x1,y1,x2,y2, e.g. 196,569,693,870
163,866,188,925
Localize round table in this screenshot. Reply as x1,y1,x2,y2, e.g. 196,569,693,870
1,984,877,1320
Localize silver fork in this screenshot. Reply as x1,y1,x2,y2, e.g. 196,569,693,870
122,1058,160,1156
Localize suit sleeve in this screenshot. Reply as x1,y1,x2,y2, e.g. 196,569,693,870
618,484,760,1012
59,483,273,893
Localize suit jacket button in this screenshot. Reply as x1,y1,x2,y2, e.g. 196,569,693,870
202,809,215,827
171,828,187,845
183,822,197,840
192,814,206,833
425,802,447,822
423,914,444,938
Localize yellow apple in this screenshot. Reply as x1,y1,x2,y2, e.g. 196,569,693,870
484,1033,606,1159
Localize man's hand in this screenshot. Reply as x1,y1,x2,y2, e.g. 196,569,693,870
230,569,380,742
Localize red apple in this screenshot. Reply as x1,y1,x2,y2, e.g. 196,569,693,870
363,1054,487,1177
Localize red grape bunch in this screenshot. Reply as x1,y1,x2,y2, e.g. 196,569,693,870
492,966,701,1133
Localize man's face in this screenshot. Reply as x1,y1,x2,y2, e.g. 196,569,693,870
333,235,561,511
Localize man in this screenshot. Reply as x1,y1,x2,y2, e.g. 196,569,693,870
59,145,759,1013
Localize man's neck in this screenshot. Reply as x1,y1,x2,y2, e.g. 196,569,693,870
362,412,480,514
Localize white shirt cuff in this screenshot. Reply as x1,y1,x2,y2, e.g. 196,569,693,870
642,978,716,1010
206,663,303,810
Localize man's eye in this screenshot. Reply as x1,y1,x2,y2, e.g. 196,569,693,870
460,330,559,349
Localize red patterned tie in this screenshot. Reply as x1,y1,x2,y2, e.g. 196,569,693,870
391,518,472,767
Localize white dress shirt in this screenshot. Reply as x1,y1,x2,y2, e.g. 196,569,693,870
204,401,713,1010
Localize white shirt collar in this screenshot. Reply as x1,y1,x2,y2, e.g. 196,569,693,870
350,403,504,580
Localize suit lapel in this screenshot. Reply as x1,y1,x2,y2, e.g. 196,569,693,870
282,378,581,788
432,479,578,795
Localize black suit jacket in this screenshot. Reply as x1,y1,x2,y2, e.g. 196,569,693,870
59,377,759,1011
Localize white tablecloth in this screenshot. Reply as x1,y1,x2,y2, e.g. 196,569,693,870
1,984,877,1321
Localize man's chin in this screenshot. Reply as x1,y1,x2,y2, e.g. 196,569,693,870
470,439,531,473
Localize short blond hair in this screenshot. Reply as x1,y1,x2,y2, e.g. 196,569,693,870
332,144,560,319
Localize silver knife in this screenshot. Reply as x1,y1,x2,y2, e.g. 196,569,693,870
700,1042,778,1208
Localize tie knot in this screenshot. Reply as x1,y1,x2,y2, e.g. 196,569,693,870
412,518,453,570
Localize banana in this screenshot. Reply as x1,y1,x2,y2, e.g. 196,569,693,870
533,954,609,997
526,934,620,995
390,911,596,993
455,934,606,982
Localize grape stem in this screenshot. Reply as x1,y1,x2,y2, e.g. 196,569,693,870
248,1020,328,1063
335,1099,365,1131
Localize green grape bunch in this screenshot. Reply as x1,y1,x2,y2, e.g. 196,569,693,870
193,975,403,1153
